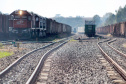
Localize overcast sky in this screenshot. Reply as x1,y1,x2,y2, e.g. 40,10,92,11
0,0,125,17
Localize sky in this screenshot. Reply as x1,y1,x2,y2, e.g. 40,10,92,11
0,0,126,18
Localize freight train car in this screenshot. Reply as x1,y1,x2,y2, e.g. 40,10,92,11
85,20,95,37
9,10,72,38
66,24,72,34
0,13,9,38
9,10,47,38
96,21,126,37
9,10,33,37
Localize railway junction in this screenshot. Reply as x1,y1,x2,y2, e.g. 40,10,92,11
0,34,126,84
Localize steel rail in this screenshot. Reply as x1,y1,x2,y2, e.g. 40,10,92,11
107,39,126,58
26,40,68,84
0,38,67,77
97,39,126,81
0,43,54,77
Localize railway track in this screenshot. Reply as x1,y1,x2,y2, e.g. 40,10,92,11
98,39,126,82
0,38,69,84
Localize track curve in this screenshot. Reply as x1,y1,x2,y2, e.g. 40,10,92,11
97,39,126,81
0,38,69,84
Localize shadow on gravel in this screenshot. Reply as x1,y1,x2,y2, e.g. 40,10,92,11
0,34,74,42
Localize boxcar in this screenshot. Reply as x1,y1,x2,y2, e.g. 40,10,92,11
0,14,9,37
85,20,95,37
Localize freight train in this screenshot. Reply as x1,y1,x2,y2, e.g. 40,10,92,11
0,13,9,38
96,21,126,37
1,10,71,38
85,20,96,37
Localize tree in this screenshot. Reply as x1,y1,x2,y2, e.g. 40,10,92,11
116,5,126,23
105,14,116,25
93,15,101,27
99,13,114,26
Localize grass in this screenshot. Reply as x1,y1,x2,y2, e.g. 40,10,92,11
0,51,13,58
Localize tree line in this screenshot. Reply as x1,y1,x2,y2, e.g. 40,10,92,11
53,16,85,30
93,5,126,27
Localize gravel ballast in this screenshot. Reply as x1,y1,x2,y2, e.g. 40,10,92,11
0,42,50,72
46,39,113,84
0,42,66,83
110,38,126,54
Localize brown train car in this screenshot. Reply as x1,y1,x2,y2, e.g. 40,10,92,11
61,24,63,33
58,23,62,34
106,25,110,34
120,22,125,36
49,19,52,34
55,22,58,34
63,24,66,33
57,22,61,34
96,28,100,34
52,20,56,34
97,26,109,34
124,22,126,37
66,25,71,34
113,23,120,36
109,25,114,34
10,10,32,28
3,14,9,34
9,10,32,37
101,27,104,34
102,27,105,34
0,14,9,33
99,28,102,34
49,19,53,34
46,18,52,35
97,21,126,37
9,10,71,38
103,27,107,34
46,19,72,35
0,14,3,33
0,14,9,37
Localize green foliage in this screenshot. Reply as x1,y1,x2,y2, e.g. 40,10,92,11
99,13,115,27
53,5,126,29
95,5,126,27
105,14,116,25
0,51,13,58
116,6,126,23
53,16,85,30
93,15,101,27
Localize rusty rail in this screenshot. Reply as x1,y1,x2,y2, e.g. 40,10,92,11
97,39,126,80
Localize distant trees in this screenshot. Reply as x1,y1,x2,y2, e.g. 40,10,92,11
105,14,116,25
94,5,126,27
55,14,61,17
93,13,112,27
53,16,85,30
93,15,101,27
53,5,126,29
116,6,126,23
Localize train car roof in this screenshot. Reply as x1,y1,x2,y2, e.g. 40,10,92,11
10,10,32,16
